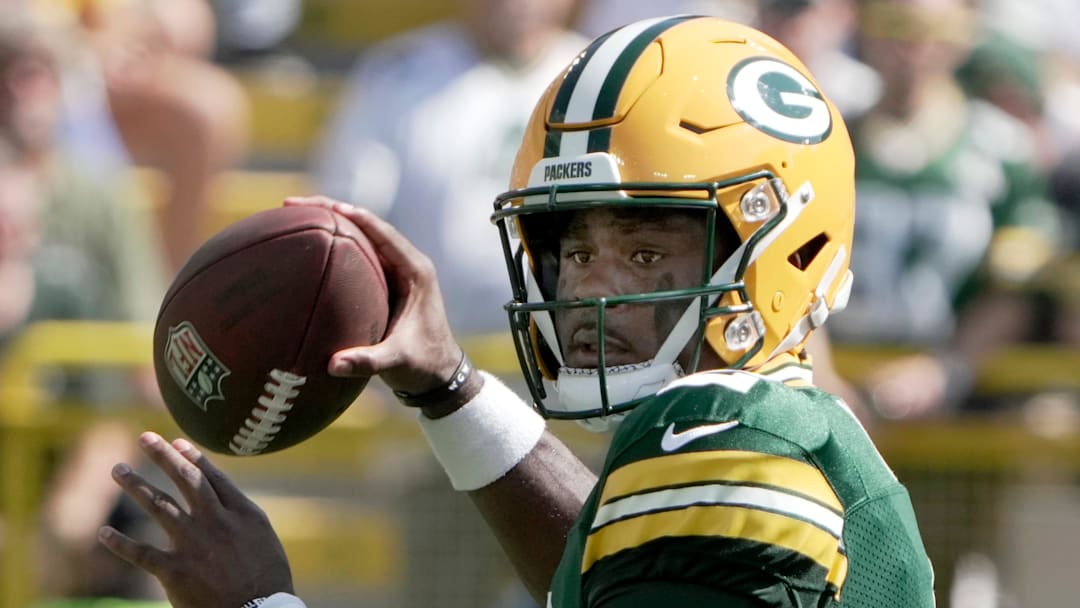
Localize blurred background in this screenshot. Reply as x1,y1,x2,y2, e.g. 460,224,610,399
0,0,1077,607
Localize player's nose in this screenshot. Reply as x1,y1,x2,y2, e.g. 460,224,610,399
564,256,634,303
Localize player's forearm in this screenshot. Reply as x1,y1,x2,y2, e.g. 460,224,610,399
468,432,596,603
415,370,597,602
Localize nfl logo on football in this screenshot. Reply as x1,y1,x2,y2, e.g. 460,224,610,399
164,321,231,411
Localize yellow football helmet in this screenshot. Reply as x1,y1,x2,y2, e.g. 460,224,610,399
491,16,855,425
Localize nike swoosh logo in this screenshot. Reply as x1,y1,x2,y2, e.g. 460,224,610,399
660,421,740,452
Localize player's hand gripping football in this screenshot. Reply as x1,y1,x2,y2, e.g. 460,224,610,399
284,196,465,403
98,431,294,608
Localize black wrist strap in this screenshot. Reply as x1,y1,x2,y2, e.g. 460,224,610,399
393,351,482,410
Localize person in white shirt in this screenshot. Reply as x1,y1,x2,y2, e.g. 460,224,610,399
312,0,585,335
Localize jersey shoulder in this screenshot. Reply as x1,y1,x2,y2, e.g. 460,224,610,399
613,369,837,457
614,369,899,501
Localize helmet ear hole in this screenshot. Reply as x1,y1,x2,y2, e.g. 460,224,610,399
788,232,829,270
711,211,742,270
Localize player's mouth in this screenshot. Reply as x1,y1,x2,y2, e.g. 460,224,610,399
563,327,638,368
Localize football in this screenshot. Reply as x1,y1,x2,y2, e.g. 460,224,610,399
153,205,390,455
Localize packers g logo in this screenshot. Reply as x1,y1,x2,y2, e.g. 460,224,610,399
727,57,832,144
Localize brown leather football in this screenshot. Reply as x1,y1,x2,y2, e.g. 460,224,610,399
153,205,389,455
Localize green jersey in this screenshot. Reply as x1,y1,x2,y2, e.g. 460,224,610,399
548,365,935,607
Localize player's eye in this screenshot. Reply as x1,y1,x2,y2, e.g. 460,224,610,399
632,250,662,264
566,250,592,264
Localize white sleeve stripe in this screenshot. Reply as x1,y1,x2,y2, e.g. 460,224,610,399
591,483,844,539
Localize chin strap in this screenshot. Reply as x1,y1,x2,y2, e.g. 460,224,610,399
767,248,853,360
560,362,688,433
554,361,686,422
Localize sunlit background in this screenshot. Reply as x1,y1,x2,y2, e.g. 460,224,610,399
1,1,1077,607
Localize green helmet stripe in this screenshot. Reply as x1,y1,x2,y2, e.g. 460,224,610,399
586,127,612,152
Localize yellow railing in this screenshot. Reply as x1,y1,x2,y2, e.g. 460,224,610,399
1,321,1078,607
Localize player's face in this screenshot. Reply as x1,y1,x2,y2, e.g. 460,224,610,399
554,208,707,369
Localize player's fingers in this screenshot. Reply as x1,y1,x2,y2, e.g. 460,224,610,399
98,525,170,577
283,195,344,209
136,432,219,512
325,202,435,281
286,197,435,289
111,462,189,536
172,437,250,510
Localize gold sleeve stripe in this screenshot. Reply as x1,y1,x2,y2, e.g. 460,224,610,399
827,548,848,589
581,503,847,577
592,483,843,538
600,450,842,513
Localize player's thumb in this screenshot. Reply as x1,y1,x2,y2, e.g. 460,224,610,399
328,344,397,378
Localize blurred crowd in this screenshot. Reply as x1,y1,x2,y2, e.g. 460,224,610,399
1,0,1078,606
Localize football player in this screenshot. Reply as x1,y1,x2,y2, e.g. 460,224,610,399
99,16,935,608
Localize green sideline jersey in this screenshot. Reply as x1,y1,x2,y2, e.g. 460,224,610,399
548,364,935,607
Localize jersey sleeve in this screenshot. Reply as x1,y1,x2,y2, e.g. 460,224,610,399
834,487,936,608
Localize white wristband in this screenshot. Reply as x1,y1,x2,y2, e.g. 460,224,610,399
241,592,307,608
418,371,546,491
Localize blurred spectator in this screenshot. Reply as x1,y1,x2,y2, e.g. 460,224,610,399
1008,147,1080,353
69,0,251,271
1043,148,1080,346
951,30,1080,372
954,32,1054,167
825,0,1065,419
827,7,1075,603
0,5,164,335
313,0,586,335
0,6,167,602
0,154,41,336
981,0,1080,155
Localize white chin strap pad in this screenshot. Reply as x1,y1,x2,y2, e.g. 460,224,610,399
553,361,683,417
